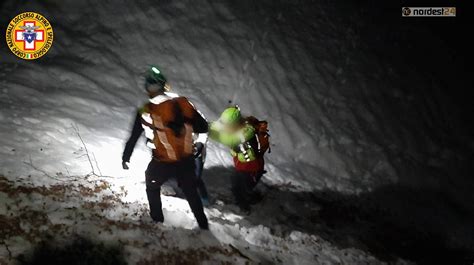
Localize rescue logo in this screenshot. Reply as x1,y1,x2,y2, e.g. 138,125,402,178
5,12,54,60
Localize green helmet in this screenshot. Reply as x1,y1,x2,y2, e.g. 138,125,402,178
145,66,167,89
220,106,241,125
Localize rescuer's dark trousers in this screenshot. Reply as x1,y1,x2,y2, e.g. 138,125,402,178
145,157,208,229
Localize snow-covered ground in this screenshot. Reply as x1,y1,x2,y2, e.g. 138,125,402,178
1,0,406,191
1,0,473,264
0,174,404,265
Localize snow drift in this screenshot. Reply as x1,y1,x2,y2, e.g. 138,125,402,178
1,0,473,264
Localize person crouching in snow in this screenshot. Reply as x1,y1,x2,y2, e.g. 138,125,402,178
209,106,270,213
122,66,209,229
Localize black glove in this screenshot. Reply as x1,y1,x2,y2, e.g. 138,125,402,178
194,142,204,157
122,161,129,170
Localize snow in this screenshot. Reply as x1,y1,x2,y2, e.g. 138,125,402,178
0,175,406,264
1,0,403,193
1,0,473,264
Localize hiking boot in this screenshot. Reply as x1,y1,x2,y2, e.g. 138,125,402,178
198,221,209,230
150,212,164,223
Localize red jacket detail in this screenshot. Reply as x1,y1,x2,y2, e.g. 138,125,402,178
233,156,265,175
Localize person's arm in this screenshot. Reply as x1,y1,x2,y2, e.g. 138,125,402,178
177,97,209,134
235,124,257,162
190,102,208,157
209,121,221,142
177,97,209,157
122,111,144,168
191,108,208,134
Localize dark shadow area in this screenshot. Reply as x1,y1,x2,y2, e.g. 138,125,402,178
17,235,126,265
203,166,474,265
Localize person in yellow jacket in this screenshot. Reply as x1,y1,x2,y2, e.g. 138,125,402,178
209,106,269,213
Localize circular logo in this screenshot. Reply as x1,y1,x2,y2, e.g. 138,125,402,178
402,7,412,16
5,12,54,60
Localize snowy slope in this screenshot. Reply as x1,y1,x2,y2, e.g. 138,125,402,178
1,0,402,192
1,0,471,193
1,0,473,264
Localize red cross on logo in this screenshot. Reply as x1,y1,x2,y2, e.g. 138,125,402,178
14,21,45,51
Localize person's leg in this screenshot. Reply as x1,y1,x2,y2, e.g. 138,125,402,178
145,159,170,222
179,158,208,229
247,171,263,190
246,171,264,204
230,171,250,211
194,156,209,201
